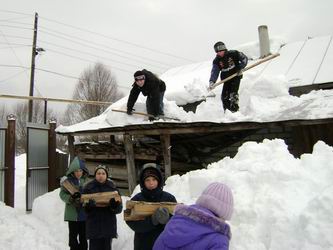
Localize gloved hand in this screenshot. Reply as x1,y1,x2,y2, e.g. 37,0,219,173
59,176,67,186
127,109,133,115
208,81,215,91
85,199,96,209
151,207,170,225
71,192,81,199
236,70,243,76
109,198,120,209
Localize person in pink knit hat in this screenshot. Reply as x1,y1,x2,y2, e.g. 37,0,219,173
153,182,234,250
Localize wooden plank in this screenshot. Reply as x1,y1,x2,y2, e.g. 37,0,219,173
124,200,178,221
81,191,121,206
124,134,137,194
62,179,121,207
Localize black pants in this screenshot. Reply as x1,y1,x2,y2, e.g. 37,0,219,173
221,77,240,112
89,238,112,250
146,91,165,116
68,221,88,250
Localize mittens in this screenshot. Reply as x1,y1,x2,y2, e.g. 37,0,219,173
151,207,170,225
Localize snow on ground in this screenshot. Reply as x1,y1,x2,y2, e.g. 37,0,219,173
1,139,333,249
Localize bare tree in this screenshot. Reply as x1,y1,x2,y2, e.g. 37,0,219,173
0,104,8,126
65,62,124,125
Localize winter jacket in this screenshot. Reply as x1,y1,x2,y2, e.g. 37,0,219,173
127,69,166,116
209,50,248,84
59,157,89,222
126,166,177,250
153,204,231,250
82,179,122,240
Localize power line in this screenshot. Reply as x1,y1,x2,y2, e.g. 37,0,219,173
0,64,130,90
45,48,136,73
39,16,194,63
38,27,173,68
0,9,33,17
0,24,32,31
38,38,168,70
0,69,29,84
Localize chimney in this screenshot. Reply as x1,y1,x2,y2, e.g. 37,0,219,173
258,25,271,58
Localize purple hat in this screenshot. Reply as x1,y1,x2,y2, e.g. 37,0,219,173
196,182,234,220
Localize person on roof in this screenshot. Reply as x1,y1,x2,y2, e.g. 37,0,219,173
209,41,248,112
126,163,177,250
59,156,90,250
153,182,234,250
127,69,166,121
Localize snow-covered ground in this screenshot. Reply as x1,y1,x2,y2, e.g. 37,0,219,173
1,139,333,249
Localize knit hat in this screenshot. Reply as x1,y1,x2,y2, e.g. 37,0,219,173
142,167,160,182
214,41,227,52
134,70,145,80
196,182,234,220
94,165,109,177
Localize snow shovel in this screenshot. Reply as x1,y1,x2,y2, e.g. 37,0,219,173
111,108,181,121
207,53,280,93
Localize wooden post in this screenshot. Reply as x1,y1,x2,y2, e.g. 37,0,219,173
124,134,136,194
48,120,57,191
160,134,171,179
68,135,75,163
5,115,15,207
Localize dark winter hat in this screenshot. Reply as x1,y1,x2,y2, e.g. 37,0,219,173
94,165,109,177
142,167,160,182
214,41,227,52
134,70,145,80
196,182,234,220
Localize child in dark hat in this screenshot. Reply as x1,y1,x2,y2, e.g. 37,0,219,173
126,163,177,250
82,165,122,250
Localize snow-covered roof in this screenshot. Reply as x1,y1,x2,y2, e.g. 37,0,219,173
56,35,333,134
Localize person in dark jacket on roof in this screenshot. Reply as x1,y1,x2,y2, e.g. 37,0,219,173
127,69,166,121
153,182,234,250
59,156,90,250
126,163,177,250
83,165,122,250
209,41,248,112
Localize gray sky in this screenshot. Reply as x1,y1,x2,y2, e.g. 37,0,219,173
1,0,333,113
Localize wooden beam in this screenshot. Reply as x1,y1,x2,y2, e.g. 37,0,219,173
160,134,171,179
78,153,156,161
124,134,137,194
68,135,75,163
48,121,57,191
4,116,15,207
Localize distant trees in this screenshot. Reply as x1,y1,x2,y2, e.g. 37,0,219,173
64,62,124,125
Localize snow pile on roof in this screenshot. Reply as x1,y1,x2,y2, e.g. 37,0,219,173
56,36,333,134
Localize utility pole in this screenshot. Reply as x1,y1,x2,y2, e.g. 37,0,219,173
28,12,38,123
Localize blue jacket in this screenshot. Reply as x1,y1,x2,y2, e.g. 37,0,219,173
153,204,231,250
209,50,248,84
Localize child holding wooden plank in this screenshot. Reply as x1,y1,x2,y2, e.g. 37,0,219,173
82,165,122,250
126,163,177,250
59,156,90,250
